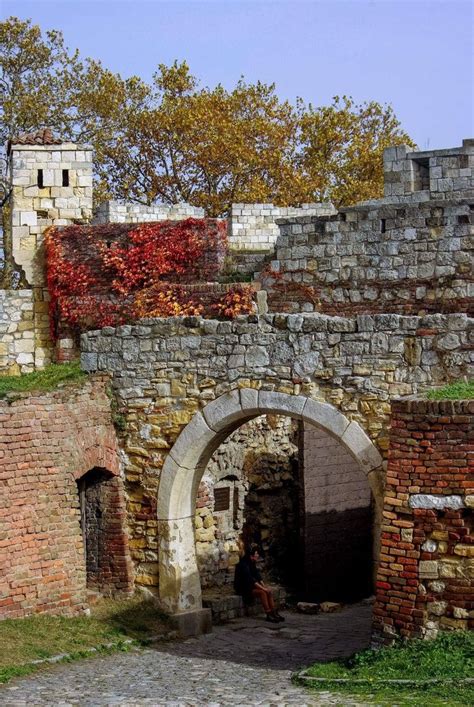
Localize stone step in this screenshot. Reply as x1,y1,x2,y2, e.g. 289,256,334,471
202,586,286,624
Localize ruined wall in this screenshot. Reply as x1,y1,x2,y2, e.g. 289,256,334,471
373,398,473,642
301,423,373,602
81,312,472,590
0,288,51,374
228,202,336,253
0,290,35,373
383,140,474,199
0,377,133,620
93,201,205,224
262,199,473,315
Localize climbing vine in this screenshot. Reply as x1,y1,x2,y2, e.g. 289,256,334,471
45,218,254,339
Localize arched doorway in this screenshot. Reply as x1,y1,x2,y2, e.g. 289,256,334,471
157,389,383,616
77,466,134,596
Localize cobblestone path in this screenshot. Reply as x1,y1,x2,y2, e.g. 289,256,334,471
1,604,373,706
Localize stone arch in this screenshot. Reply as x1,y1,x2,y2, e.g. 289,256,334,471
157,389,383,615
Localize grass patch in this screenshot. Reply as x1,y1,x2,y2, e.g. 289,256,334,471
0,595,170,684
299,631,474,706
427,379,474,400
0,362,86,399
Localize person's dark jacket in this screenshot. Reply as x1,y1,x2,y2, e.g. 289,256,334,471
234,555,262,600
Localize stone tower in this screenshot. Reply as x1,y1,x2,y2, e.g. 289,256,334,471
9,129,93,285
7,129,93,369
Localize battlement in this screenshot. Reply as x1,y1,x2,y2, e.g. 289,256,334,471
383,139,474,199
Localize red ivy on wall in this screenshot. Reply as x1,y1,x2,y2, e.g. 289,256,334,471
45,218,254,339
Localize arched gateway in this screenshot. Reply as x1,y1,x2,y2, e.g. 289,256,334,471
157,388,383,616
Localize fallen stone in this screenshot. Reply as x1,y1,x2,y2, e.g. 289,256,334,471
320,601,342,613
296,602,320,614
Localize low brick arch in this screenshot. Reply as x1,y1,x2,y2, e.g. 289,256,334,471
71,431,121,481
157,388,383,615
77,466,134,597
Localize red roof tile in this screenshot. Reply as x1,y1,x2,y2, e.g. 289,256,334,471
12,128,64,146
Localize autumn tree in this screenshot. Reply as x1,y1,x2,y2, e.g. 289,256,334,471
0,17,148,282
297,96,415,206
96,63,306,215
1,15,415,222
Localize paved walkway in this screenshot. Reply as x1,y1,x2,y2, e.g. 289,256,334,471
1,604,373,706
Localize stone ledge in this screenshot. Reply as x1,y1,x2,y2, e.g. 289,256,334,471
203,586,286,624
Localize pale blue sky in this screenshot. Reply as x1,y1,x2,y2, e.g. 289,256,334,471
2,0,473,149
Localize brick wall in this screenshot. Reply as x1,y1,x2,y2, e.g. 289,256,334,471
301,423,373,602
0,376,133,620
373,398,473,642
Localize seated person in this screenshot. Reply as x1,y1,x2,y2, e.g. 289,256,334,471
234,543,284,623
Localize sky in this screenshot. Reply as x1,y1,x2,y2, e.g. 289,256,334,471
2,0,473,150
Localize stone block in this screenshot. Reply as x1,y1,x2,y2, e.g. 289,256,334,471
170,608,212,637
302,398,350,439
409,494,465,510
419,560,439,579
320,601,342,612
19,211,37,226
341,421,382,474
258,390,305,419
297,602,320,614
202,389,242,433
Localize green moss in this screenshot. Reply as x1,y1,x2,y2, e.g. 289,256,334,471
0,362,86,399
427,380,474,400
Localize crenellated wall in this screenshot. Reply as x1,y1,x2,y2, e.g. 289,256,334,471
383,139,474,199
260,200,473,315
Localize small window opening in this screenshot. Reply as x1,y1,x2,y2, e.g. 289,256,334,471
37,169,44,188
412,157,430,191
233,487,239,529
214,486,230,512
381,218,386,233
340,212,347,222
62,169,69,187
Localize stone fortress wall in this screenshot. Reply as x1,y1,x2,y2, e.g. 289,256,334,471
1,133,473,374
80,311,472,589
1,132,472,640
260,139,474,315
228,202,336,250
93,200,205,224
